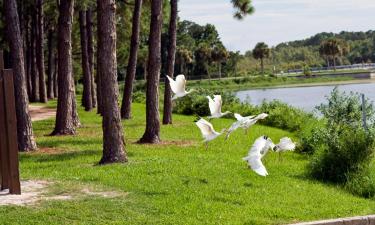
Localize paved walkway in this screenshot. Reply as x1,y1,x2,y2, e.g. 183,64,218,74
291,215,375,225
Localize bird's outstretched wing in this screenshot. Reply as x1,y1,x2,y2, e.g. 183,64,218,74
175,74,186,93
234,113,244,121
166,75,178,94
255,113,268,120
275,137,296,152
195,118,215,136
207,96,219,115
225,120,242,139
213,95,222,112
244,155,268,176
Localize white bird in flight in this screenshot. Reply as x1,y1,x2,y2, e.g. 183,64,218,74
207,95,231,119
195,118,224,150
273,137,296,161
243,136,275,177
225,113,255,140
166,74,195,100
240,113,268,134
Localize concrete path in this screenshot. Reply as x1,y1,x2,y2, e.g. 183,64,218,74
291,215,375,225
29,105,56,122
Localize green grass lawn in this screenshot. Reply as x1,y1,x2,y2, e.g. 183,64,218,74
0,102,374,224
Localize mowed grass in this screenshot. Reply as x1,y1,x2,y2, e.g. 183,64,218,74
0,101,374,225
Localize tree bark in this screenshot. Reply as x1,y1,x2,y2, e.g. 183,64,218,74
138,0,163,144
25,15,32,98
51,0,76,135
260,58,264,75
47,28,54,99
79,10,93,111
97,0,127,164
86,9,97,108
162,0,177,125
120,0,143,119
36,0,47,103
53,51,58,98
3,0,37,151
31,13,39,102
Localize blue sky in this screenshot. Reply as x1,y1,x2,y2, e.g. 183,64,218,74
179,0,375,53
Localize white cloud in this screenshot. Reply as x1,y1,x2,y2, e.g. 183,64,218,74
179,0,375,53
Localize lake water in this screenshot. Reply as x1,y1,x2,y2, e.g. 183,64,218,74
236,82,375,112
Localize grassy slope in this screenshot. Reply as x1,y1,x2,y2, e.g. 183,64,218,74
0,102,374,225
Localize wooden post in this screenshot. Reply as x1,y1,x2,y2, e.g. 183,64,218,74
0,51,10,190
361,94,368,131
2,70,21,194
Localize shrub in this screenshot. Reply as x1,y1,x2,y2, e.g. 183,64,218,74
306,88,375,197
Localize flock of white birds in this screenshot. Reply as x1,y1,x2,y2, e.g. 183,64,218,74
166,74,296,177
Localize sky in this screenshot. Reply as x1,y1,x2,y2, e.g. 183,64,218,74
179,0,375,53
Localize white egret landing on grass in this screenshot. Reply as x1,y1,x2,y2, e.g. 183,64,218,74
243,136,275,177
207,95,231,119
166,74,194,100
195,118,224,150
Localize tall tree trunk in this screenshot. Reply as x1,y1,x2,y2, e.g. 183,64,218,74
25,16,32,98
86,9,97,108
36,0,47,103
96,49,102,115
3,0,37,151
261,58,264,75
53,51,58,98
138,0,163,144
47,28,54,99
121,0,142,119
51,0,76,135
79,10,93,111
162,0,177,125
31,13,39,102
333,56,336,71
97,0,127,164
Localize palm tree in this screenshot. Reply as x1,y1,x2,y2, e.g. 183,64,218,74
121,0,143,119
162,0,178,125
231,0,254,20
252,42,270,75
211,47,229,78
3,0,37,151
319,38,349,70
97,0,127,164
138,0,163,144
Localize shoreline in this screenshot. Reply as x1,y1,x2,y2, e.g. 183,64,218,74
240,78,375,90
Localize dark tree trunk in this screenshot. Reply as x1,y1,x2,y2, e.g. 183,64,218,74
96,49,102,115
86,9,97,108
97,0,127,164
79,10,93,111
138,0,163,144
4,0,37,151
260,58,264,75
36,0,47,103
162,0,177,125
31,13,39,102
51,0,76,135
25,16,32,98
47,28,54,99
53,51,58,98
120,0,142,119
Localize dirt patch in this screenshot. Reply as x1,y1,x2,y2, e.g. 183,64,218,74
132,140,197,147
30,147,66,155
0,180,125,206
29,105,56,122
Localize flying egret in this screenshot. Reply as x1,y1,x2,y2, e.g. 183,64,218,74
243,136,275,176
273,137,296,161
240,113,268,134
166,74,195,100
195,118,224,150
225,113,255,140
207,95,231,119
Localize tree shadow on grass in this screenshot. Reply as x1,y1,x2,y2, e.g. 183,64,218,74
20,150,99,163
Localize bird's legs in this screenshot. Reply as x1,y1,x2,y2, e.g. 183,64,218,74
205,142,209,150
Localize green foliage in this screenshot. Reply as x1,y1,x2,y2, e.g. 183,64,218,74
305,89,375,197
